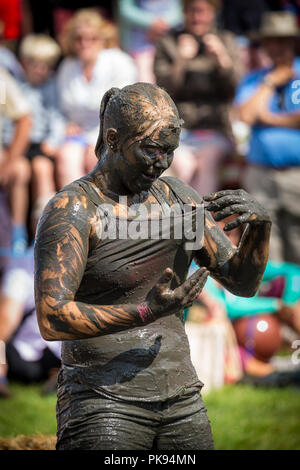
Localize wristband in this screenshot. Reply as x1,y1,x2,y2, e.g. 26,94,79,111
137,303,155,323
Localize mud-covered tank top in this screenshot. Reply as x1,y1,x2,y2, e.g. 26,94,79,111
61,176,205,402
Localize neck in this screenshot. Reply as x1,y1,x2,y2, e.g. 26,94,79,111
81,52,101,78
91,157,120,194
82,55,98,67
90,153,150,202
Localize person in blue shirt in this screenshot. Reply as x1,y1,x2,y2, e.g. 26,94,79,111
234,11,300,265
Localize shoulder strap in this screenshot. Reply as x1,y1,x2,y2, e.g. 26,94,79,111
160,176,204,207
73,178,106,207
160,177,205,252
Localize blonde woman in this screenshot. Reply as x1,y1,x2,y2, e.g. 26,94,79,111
56,9,138,188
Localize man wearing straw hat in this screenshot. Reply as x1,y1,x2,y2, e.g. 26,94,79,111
234,11,300,265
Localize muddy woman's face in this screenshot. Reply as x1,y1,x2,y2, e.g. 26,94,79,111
118,124,181,194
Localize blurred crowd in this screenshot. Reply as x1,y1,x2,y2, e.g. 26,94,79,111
0,0,300,398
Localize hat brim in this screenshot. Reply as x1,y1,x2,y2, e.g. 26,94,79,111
248,30,300,42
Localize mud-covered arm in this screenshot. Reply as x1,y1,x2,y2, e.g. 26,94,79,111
34,190,210,341
194,189,272,297
34,191,148,341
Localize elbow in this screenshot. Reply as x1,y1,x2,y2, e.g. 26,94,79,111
36,307,62,341
239,287,258,298
40,326,55,342
228,282,259,298
37,318,56,341
231,289,256,298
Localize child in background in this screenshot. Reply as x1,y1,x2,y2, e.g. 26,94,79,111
0,67,31,258
17,34,65,217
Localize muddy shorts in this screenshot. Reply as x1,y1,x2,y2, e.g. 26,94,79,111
56,369,214,451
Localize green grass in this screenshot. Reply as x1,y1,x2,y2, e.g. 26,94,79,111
0,382,299,449
0,383,57,438
205,385,300,450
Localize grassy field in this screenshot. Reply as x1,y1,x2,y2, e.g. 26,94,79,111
205,385,300,450
0,383,57,439
0,382,299,450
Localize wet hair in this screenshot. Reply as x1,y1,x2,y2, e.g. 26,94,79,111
95,82,183,158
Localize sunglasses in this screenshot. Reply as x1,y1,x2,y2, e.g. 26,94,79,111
74,35,101,43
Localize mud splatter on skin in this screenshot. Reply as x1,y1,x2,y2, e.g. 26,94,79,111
35,85,271,343
93,85,183,197
199,189,272,296
35,182,271,341
34,83,272,451
34,181,204,341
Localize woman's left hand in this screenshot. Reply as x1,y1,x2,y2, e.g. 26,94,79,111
203,189,271,231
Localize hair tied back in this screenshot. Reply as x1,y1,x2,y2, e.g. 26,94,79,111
95,87,120,158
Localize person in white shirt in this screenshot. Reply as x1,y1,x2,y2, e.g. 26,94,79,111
56,8,138,188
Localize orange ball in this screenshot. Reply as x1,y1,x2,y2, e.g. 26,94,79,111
233,314,282,362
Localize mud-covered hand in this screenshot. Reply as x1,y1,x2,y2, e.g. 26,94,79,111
146,267,209,317
203,189,271,231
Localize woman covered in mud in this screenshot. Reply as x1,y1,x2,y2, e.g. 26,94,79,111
34,83,271,450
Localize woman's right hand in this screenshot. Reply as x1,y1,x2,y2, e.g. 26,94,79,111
146,267,209,317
